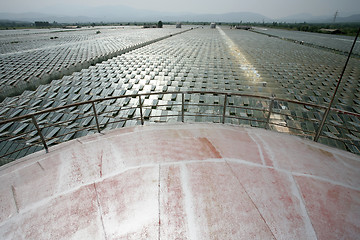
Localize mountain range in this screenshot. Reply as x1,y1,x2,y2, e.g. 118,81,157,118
0,5,359,24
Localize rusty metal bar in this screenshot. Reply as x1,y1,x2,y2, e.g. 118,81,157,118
31,115,48,153
265,97,275,129
181,92,185,122
315,27,360,142
0,91,359,131
0,90,359,162
0,91,345,126
91,102,101,133
0,145,30,158
222,94,228,124
138,95,144,125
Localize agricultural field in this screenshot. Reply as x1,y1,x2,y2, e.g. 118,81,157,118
0,26,184,99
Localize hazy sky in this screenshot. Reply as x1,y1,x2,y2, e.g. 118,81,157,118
1,0,359,18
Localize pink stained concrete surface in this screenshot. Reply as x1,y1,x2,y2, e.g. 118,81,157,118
228,162,317,239
0,123,359,239
295,175,360,240
104,129,223,166
250,127,360,189
0,184,103,240
160,165,189,239
186,162,276,239
95,166,159,239
0,175,17,223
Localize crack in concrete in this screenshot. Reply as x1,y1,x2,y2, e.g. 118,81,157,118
225,160,277,240
93,183,108,240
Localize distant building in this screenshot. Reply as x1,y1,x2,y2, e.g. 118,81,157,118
63,26,79,29
210,23,216,29
319,28,343,34
176,22,182,28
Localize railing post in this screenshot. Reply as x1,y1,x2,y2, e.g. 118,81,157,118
138,95,144,125
91,102,101,133
181,92,185,122
315,27,359,142
222,94,228,124
265,97,274,129
31,115,49,153
314,108,330,142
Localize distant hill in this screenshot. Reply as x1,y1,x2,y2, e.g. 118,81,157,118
0,19,31,24
0,9,270,23
277,13,323,23
277,13,360,23
336,14,360,22
0,12,101,23
172,12,271,23
0,6,359,24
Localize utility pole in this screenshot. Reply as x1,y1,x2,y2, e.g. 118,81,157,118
333,10,339,23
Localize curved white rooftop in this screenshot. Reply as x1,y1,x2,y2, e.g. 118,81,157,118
0,123,359,239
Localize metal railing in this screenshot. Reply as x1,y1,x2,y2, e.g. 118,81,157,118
0,91,359,165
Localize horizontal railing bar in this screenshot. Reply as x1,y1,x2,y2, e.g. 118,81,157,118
323,122,360,133
0,143,38,159
142,104,183,108
273,97,328,110
0,146,30,159
181,113,219,117
41,115,93,128
0,129,36,142
105,116,133,122
270,110,321,123
266,122,315,134
2,91,350,126
106,119,127,125
6,133,29,142
1,91,359,162
38,125,98,146
146,113,181,117
50,125,97,141
329,108,360,117
318,135,360,145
